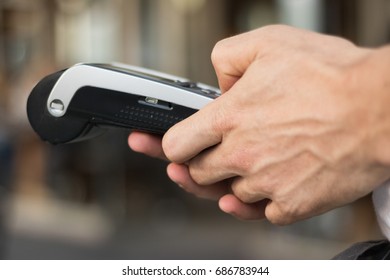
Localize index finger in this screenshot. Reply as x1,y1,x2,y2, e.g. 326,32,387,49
128,131,167,160
162,94,232,163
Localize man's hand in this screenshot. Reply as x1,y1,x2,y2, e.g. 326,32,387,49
130,25,390,225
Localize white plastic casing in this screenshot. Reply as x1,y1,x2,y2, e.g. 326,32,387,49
46,63,219,117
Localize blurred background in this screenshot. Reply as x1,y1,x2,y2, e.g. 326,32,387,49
0,0,389,259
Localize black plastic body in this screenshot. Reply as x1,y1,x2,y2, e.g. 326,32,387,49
27,71,199,144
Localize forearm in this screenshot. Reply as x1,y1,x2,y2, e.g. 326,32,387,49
369,46,390,240
358,45,390,169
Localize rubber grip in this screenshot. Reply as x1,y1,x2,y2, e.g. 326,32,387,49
27,70,96,144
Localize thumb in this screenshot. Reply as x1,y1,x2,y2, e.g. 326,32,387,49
210,31,262,93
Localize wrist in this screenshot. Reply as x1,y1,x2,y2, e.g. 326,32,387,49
360,46,390,168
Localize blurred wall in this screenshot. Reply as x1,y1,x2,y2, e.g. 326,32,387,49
0,0,389,259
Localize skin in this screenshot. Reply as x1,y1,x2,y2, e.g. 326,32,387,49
129,25,390,225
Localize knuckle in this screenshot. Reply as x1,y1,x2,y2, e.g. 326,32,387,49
256,172,278,195
259,24,290,33
231,179,257,204
265,200,300,226
210,101,237,134
265,208,288,226
187,161,208,186
211,39,229,66
267,216,291,226
225,149,253,175
233,189,253,204
210,114,226,134
188,167,202,185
